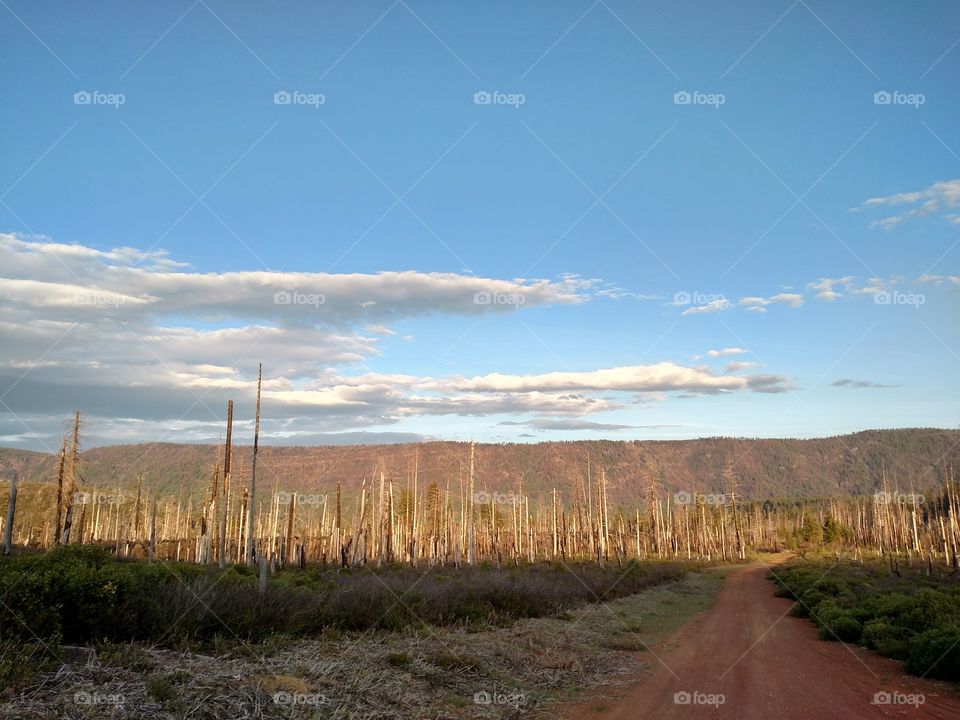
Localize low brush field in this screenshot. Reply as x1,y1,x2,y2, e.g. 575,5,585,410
0,547,733,719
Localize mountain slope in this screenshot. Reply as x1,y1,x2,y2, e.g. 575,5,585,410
1,428,957,503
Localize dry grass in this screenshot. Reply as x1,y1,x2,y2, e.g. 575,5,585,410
0,569,729,719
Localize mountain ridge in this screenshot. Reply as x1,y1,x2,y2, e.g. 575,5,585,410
2,428,957,503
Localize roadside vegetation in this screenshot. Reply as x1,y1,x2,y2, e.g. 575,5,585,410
0,546,695,688
771,557,960,681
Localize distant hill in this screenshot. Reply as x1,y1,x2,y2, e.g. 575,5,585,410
1,429,957,504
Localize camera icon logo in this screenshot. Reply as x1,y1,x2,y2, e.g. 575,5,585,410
274,290,292,305
274,90,292,105
873,290,891,305
873,91,892,105
74,91,92,105
673,91,692,105
674,691,692,704
473,91,492,105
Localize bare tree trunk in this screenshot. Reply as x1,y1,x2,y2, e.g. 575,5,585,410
245,364,262,565
3,471,17,555
148,498,157,563
61,411,81,545
219,400,233,569
285,492,296,566
54,439,66,546
467,442,476,565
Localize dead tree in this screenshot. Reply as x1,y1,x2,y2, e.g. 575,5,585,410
245,364,262,565
3,471,17,555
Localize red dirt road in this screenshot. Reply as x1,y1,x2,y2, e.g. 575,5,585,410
563,562,960,719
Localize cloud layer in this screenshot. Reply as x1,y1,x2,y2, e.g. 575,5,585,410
0,234,791,448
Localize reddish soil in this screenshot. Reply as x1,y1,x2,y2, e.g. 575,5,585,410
562,562,960,719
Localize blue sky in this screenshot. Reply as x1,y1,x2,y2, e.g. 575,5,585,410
1,0,958,449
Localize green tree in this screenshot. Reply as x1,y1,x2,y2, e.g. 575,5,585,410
801,513,823,545
822,514,843,544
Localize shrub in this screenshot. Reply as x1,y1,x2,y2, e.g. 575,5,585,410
899,589,960,633
0,549,692,647
813,603,863,643
773,559,960,681
0,640,54,690
862,620,911,659
906,627,960,681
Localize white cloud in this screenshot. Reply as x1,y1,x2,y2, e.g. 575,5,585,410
738,293,804,311
851,276,902,297
500,418,680,431
831,378,899,389
918,274,960,287
769,292,803,308
739,297,768,313
707,348,748,357
0,233,593,327
426,362,789,395
724,360,760,372
681,299,732,316
862,179,960,230
807,276,856,301
0,234,795,448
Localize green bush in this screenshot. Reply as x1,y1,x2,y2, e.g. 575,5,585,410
900,589,960,633
0,548,692,647
862,620,911,659
860,592,913,622
773,559,960,681
906,627,960,681
814,604,863,643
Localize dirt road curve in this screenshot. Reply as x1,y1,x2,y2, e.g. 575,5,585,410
563,562,960,719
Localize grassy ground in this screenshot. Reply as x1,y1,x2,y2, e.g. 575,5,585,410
0,562,732,719
558,566,733,715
